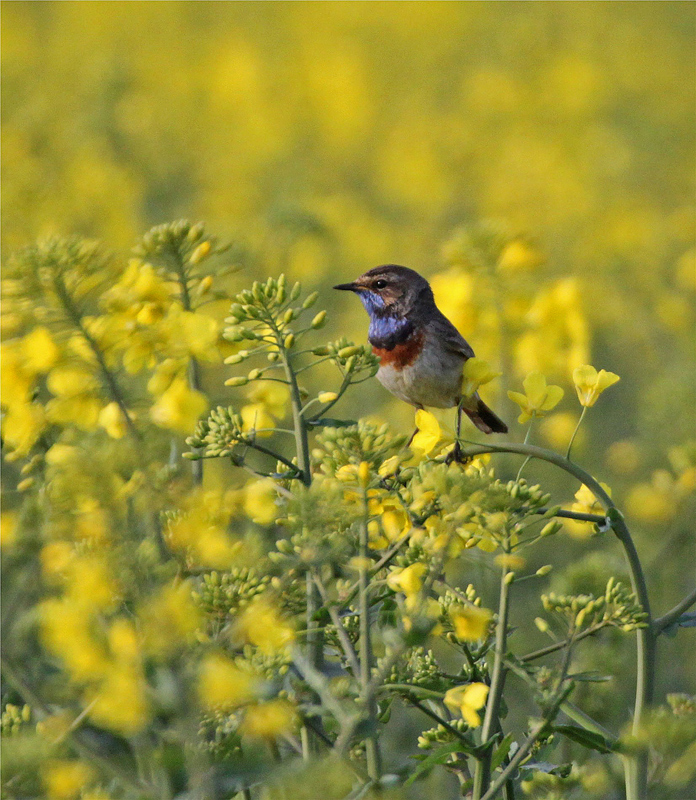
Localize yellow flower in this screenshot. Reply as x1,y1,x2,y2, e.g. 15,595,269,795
42,759,95,800
386,563,426,597
1,402,46,456
235,600,295,654
150,377,208,434
21,326,60,373
139,582,202,658
47,366,100,397
240,699,297,739
572,365,620,407
98,402,128,438
507,371,564,423
86,663,150,735
1,511,18,548
497,239,544,272
243,478,278,525
198,653,260,710
449,605,493,641
461,358,501,398
443,683,489,727
563,482,611,538
411,410,441,454
240,403,276,436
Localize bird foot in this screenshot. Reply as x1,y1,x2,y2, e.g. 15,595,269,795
445,441,472,465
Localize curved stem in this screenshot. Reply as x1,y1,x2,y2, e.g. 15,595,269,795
459,440,653,800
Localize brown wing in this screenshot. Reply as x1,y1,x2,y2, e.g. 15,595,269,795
432,310,475,360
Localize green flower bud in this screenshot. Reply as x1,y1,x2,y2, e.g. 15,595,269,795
337,345,361,359
283,308,294,325
224,353,246,365
284,333,295,349
223,327,245,342
248,368,262,380
302,291,319,309
540,520,562,537
267,351,280,362
312,346,330,356
290,282,301,301
225,376,248,387
311,310,327,329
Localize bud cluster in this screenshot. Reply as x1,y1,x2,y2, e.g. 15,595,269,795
541,577,648,632
1,704,31,737
186,406,245,459
417,717,469,750
386,646,444,691
311,421,405,477
134,220,222,275
194,568,271,619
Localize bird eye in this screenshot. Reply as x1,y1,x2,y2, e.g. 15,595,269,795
373,279,387,290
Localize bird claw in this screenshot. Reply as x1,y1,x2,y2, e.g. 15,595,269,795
445,442,472,465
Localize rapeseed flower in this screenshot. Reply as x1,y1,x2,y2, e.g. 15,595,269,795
461,358,502,399
444,683,490,727
449,605,493,641
198,653,260,711
507,371,564,423
572,365,620,407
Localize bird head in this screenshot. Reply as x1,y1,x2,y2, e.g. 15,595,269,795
333,265,433,317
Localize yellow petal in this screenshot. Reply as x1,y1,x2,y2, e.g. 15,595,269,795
411,410,441,454
462,682,489,711
540,384,564,411
522,371,548,408
462,358,502,398
596,370,620,392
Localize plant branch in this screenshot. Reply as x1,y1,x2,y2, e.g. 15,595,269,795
654,586,696,634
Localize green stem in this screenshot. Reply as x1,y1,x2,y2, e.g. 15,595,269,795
473,550,511,799
459,440,654,800
282,348,311,486
653,586,696,634
565,407,587,461
515,420,534,481
359,483,382,781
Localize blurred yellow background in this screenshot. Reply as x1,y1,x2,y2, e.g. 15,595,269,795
2,1,694,595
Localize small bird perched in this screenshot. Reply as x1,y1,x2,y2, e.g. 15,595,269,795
334,265,507,445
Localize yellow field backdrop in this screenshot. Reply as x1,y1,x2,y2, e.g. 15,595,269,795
1,3,694,798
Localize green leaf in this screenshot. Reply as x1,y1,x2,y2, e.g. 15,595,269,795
568,671,612,682
553,724,616,754
520,761,573,778
306,418,357,428
405,741,463,786
491,732,514,770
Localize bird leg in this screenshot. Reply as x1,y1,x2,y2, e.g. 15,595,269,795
445,402,469,464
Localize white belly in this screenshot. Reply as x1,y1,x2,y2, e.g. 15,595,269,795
377,341,462,409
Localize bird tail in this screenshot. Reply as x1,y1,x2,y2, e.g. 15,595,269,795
463,396,508,434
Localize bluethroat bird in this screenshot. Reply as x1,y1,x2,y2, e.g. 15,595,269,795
334,265,507,451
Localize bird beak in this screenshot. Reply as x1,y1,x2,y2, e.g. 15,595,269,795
333,282,359,292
